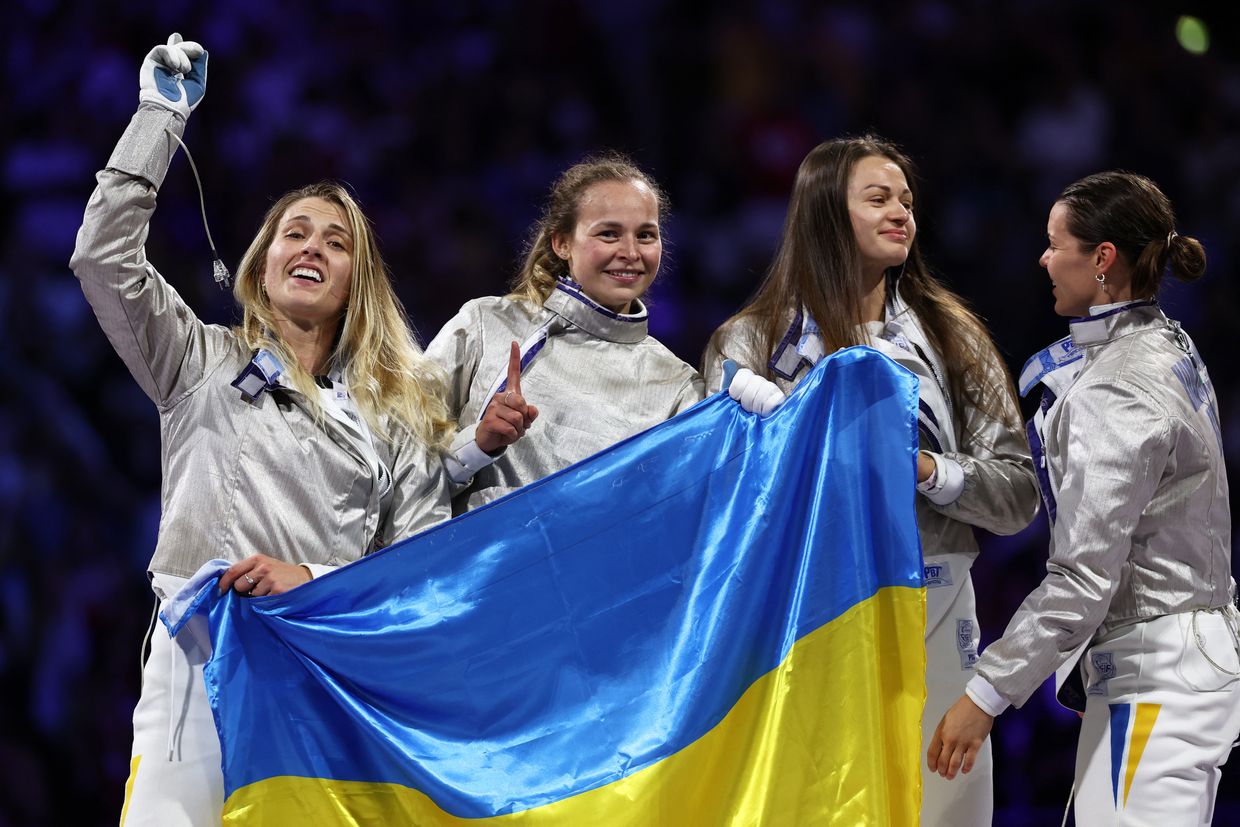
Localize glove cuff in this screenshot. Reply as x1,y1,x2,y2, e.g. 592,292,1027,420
138,88,188,120
916,451,964,506
107,104,185,189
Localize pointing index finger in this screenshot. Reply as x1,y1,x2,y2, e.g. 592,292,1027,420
507,341,522,398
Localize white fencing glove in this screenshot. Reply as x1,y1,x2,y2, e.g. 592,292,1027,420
728,367,786,415
139,33,208,119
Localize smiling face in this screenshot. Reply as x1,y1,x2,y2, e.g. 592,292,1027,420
1039,201,1109,317
261,197,354,332
551,179,661,314
847,155,916,283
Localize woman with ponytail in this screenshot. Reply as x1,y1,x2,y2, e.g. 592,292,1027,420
702,135,1040,825
931,172,1238,825
425,154,720,512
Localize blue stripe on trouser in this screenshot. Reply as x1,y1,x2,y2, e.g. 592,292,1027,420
1109,703,1131,808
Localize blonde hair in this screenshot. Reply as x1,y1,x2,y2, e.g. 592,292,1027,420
509,152,669,305
233,182,452,448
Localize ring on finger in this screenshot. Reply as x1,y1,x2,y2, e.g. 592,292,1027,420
244,574,257,586
504,390,516,405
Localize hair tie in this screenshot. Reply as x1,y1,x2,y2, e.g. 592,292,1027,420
1166,230,1179,247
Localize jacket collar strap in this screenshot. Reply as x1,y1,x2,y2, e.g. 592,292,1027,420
546,279,648,344
1068,299,1162,347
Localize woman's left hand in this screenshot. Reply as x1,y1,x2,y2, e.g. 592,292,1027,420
927,695,994,779
219,554,312,597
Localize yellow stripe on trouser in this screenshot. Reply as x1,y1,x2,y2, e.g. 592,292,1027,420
1123,703,1161,808
223,586,926,826
120,755,141,826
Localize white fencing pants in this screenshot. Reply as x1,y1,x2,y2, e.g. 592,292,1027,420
1074,606,1240,826
120,575,223,826
921,560,992,826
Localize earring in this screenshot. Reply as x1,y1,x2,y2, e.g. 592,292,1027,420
1095,271,1112,296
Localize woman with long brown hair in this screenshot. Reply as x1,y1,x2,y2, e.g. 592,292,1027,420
703,135,1039,825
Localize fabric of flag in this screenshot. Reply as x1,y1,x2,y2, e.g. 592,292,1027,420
180,346,926,825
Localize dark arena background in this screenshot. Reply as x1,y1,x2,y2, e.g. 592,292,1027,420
3,1,1239,823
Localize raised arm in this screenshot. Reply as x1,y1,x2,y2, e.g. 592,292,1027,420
69,35,226,408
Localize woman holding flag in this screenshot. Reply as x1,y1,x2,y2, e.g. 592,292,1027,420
702,135,1040,825
71,36,452,824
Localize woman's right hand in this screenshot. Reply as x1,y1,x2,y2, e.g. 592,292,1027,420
927,695,994,780
477,341,539,453
728,367,786,415
139,33,208,119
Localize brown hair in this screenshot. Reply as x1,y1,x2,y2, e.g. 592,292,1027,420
1056,171,1207,298
509,152,669,305
710,135,1019,430
233,182,452,447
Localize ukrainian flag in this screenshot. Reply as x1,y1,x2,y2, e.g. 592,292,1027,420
195,347,925,825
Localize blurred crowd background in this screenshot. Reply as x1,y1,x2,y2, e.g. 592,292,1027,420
3,0,1238,823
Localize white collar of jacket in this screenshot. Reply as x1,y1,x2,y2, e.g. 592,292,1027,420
546,278,649,344
1068,299,1163,347
1019,300,1163,399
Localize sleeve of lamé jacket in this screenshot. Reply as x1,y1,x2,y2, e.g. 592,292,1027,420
928,353,1040,536
975,376,1171,707
701,317,771,393
670,367,707,414
375,426,453,549
424,300,493,486
69,103,231,409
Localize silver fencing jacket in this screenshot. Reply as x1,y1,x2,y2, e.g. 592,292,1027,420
703,286,1039,623
976,301,1233,708
70,104,451,579
425,284,705,513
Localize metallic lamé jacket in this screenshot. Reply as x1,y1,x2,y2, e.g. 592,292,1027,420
70,104,451,579
425,288,705,513
701,289,1039,560
977,302,1233,707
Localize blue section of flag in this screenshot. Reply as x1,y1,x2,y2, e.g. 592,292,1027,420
195,346,922,817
